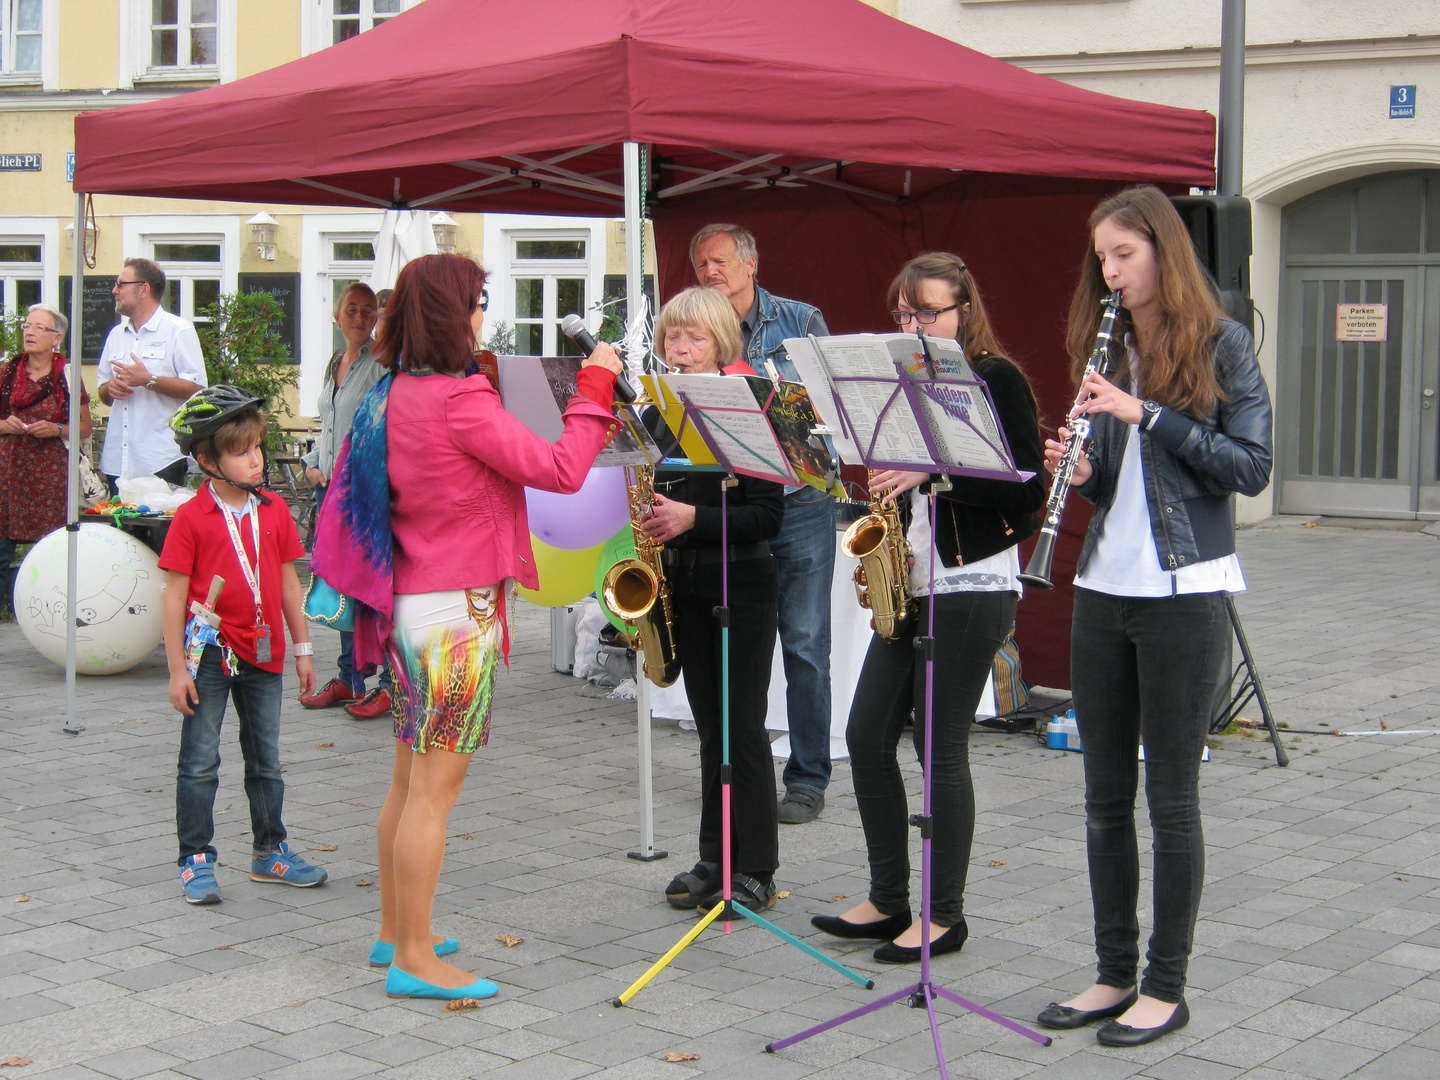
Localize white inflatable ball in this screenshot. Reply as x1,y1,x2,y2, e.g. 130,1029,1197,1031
14,523,166,675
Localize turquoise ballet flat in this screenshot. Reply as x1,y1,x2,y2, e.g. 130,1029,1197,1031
385,964,498,1001
368,938,461,967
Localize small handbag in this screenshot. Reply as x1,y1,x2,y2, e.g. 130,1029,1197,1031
302,572,354,631
57,364,106,510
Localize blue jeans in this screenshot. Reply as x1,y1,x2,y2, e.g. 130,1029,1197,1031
176,645,288,865
1071,588,1229,1004
771,487,835,794
313,482,391,694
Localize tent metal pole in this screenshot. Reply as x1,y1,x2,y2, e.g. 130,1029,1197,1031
1218,0,1245,196
621,141,664,861
64,192,85,736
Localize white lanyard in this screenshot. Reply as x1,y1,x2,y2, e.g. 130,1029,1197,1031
215,489,263,616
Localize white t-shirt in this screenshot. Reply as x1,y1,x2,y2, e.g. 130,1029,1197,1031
97,306,208,478
1075,422,1245,597
907,489,1021,598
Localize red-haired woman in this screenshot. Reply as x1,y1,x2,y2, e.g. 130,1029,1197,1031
311,254,623,1001
1035,187,1272,1046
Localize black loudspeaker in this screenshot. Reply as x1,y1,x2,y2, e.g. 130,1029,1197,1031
1170,195,1253,333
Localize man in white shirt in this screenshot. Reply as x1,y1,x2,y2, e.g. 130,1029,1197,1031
97,258,208,490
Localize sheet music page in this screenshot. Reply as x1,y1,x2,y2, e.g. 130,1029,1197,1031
639,374,717,465
793,334,935,467
655,374,797,485
782,335,863,462
498,356,661,466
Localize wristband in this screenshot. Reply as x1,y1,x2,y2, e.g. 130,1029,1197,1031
293,642,313,657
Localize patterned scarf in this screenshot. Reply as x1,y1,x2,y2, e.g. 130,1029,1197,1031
0,354,65,418
311,372,395,672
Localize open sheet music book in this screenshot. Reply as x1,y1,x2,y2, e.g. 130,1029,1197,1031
496,355,662,467
784,333,1031,482
639,373,846,496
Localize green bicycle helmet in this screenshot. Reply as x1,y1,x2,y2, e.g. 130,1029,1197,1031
171,384,265,457
170,385,273,503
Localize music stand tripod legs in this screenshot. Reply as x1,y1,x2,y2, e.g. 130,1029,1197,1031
1209,594,1289,767
765,487,1051,1077
613,474,873,1007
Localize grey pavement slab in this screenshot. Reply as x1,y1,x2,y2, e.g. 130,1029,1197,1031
1,516,1439,1076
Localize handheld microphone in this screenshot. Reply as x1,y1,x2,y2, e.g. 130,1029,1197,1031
560,314,637,404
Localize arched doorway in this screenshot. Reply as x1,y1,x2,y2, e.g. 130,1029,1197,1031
1278,170,1440,519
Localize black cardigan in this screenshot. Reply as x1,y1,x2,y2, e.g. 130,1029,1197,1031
914,353,1047,567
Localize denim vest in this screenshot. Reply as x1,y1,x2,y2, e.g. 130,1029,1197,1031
743,286,822,382
743,286,829,499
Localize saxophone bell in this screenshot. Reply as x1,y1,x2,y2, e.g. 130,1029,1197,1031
841,477,916,643
601,465,681,687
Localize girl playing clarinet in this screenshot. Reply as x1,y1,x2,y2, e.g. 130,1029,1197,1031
1035,186,1272,1046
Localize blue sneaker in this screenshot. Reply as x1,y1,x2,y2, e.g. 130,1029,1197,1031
180,853,222,905
250,842,328,887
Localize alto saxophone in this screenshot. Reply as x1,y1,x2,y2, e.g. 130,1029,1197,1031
841,474,917,642
601,464,681,686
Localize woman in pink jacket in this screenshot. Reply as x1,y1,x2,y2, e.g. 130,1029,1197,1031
312,254,622,1001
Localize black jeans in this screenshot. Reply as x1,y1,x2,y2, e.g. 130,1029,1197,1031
672,586,780,881
846,590,1015,926
1071,587,1229,1004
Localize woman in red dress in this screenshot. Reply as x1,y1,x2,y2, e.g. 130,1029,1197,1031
1,305,92,611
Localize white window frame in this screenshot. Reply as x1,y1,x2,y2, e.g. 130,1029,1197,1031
122,215,239,327
482,216,606,357
119,0,236,87
0,218,58,319
300,211,383,415
300,0,417,56
0,0,57,89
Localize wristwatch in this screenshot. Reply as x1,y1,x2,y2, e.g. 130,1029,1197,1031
145,373,159,391
1142,400,1162,430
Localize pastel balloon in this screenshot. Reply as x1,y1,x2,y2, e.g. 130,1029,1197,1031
516,536,604,608
524,467,629,551
593,523,640,631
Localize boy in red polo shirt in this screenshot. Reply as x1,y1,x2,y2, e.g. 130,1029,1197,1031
160,386,327,904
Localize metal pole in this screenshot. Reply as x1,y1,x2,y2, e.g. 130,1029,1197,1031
1218,0,1245,196
622,141,644,337
64,192,85,736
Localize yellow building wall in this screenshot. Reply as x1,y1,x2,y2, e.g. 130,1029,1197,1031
237,1,303,76
58,1,121,91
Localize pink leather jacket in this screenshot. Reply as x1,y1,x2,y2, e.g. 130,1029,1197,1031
387,370,619,594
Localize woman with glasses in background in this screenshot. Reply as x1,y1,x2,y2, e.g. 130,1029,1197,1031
0,305,91,615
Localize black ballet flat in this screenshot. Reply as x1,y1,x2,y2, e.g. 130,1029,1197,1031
872,918,967,964
1036,989,1139,1030
810,909,912,941
1096,998,1189,1046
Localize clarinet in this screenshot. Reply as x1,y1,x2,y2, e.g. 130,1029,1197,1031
1018,290,1124,590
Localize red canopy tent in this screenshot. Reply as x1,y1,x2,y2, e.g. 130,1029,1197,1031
71,0,1217,687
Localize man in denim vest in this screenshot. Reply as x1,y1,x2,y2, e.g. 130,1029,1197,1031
692,224,833,825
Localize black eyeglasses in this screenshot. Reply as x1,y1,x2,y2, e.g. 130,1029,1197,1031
114,279,144,290
890,305,958,325
477,289,489,312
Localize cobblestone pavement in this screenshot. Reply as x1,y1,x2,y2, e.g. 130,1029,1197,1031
2,516,1439,1079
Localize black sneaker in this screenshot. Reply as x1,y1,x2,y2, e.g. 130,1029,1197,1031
777,787,824,824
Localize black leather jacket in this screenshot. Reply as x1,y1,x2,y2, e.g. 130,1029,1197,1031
1075,319,1273,582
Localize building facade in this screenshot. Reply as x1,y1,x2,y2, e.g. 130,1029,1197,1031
905,0,1440,521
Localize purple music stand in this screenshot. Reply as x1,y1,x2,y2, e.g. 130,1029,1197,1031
764,343,1052,1075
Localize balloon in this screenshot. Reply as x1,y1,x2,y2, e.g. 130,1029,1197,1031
14,524,166,675
592,523,640,631
516,536,604,608
524,467,630,551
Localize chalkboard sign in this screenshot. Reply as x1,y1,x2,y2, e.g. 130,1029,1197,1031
239,273,301,364
58,275,122,364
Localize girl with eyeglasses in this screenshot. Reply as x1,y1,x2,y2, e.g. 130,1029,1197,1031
810,253,1045,963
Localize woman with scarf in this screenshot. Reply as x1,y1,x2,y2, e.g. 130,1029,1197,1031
311,254,623,1001
1,305,91,612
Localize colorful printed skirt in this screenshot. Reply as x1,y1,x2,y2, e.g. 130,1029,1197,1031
387,585,507,753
